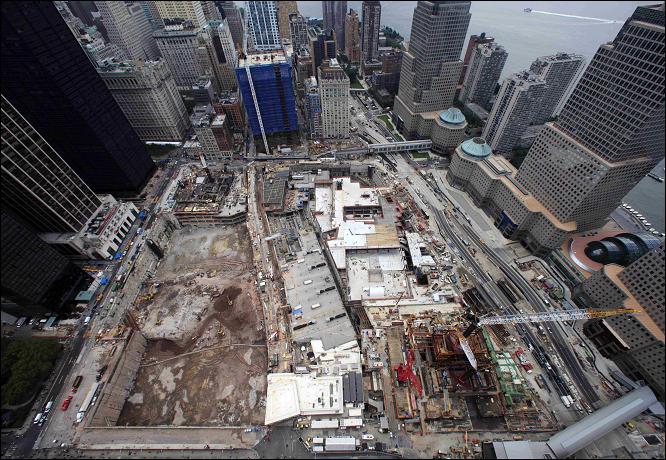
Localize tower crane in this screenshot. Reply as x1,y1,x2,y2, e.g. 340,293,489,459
458,307,641,371
242,2,269,155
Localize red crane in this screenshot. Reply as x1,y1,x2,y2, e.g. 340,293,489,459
395,349,423,397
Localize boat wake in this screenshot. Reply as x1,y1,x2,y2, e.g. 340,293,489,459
531,10,618,24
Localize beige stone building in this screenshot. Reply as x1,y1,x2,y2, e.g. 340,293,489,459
318,59,350,139
98,60,189,141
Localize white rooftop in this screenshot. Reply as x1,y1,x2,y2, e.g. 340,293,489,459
265,373,344,425
406,232,436,268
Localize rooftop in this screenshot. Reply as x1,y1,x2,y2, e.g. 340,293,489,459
460,137,492,158
238,50,288,67
283,233,357,350
264,373,344,425
439,107,466,125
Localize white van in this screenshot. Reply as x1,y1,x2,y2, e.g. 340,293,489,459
44,401,53,413
84,316,91,325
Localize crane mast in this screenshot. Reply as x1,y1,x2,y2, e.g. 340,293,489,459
243,2,270,156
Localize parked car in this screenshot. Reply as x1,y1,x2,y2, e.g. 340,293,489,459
61,396,73,411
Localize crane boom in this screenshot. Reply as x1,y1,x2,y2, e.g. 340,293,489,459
477,308,641,326
243,2,269,156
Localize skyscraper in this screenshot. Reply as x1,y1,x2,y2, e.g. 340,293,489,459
580,241,665,399
236,51,299,146
276,1,299,43
528,52,586,125
1,1,155,193
1,208,80,316
482,71,546,156
217,1,244,49
247,1,281,51
289,12,309,51
361,1,381,64
154,1,207,27
516,4,665,232
200,19,239,92
98,60,189,142
95,1,159,61
154,20,202,90
201,1,222,21
323,1,347,51
309,29,337,76
459,32,494,85
345,9,361,66
459,42,507,110
393,1,472,138
304,76,322,138
319,59,350,139
1,95,101,233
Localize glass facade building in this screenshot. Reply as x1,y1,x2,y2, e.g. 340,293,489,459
1,1,155,194
236,58,299,136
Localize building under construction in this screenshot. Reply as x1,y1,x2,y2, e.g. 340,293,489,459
172,166,247,225
236,51,300,152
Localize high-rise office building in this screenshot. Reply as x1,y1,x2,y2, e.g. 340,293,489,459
98,60,189,142
1,95,101,233
528,52,585,125
345,9,361,66
200,19,239,92
277,1,299,43
247,1,281,51
482,71,546,156
309,29,337,76
304,76,322,139
95,1,159,61
289,12,309,51
459,42,507,110
323,1,347,51
459,32,494,85
294,47,315,96
236,51,299,144
361,1,381,64
154,20,202,90
1,208,81,316
212,90,245,132
394,1,472,138
579,241,665,399
217,1,244,49
67,0,97,26
139,1,163,30
516,4,665,232
201,1,222,21
1,1,155,193
319,59,350,139
190,104,233,160
154,1,207,27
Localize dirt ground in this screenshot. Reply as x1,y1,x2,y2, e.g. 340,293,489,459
117,225,267,426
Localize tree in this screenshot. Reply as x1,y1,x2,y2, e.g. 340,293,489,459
1,339,62,405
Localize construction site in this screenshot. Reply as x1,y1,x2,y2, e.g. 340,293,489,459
111,225,267,427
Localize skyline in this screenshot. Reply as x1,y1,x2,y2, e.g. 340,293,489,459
1,2,663,459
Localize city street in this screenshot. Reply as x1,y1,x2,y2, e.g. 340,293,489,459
3,159,180,459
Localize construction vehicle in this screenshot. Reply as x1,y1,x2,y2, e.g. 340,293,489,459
395,349,423,397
